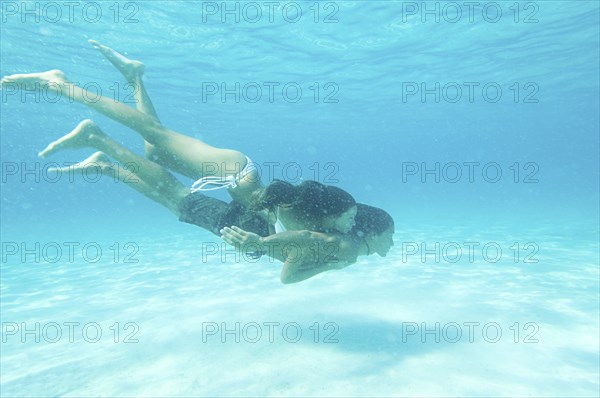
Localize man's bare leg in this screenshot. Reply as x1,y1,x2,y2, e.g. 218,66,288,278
48,151,185,215
39,119,190,213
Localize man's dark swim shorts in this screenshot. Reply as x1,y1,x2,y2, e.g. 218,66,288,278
178,192,270,237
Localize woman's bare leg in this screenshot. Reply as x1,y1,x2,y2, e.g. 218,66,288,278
87,40,265,201
0,71,247,182
48,151,185,215
88,40,162,160
87,41,159,119
39,119,190,214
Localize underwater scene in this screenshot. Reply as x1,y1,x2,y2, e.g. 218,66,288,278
1,1,599,397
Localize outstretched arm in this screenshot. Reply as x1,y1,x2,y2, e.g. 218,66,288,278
279,257,352,284
220,226,358,284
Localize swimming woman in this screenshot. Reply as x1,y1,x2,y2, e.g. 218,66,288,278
0,40,394,282
37,123,393,283
1,40,359,235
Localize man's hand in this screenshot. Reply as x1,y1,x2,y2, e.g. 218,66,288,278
220,226,264,253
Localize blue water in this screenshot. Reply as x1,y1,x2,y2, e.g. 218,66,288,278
1,1,599,397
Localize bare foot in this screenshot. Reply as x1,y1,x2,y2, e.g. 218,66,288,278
0,69,68,92
47,151,114,176
89,39,145,82
39,119,106,158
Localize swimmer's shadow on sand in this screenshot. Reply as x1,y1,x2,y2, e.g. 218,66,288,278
310,317,460,360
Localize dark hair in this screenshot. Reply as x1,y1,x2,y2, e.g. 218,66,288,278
351,203,394,238
252,180,356,224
